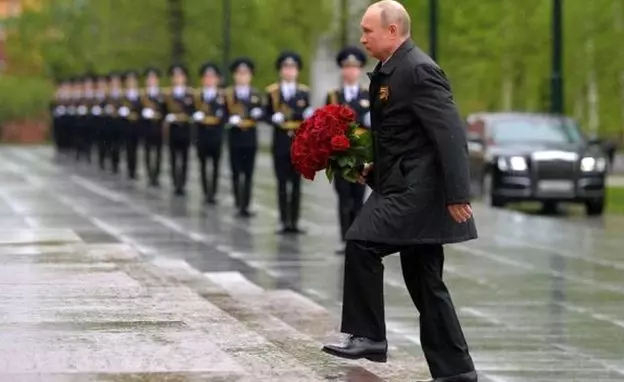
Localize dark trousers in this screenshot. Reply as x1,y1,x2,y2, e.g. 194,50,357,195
97,122,109,171
274,153,301,227
334,176,366,241
197,131,222,201
143,121,163,186
229,145,256,213
124,122,141,179
74,120,91,163
168,123,191,193
107,122,123,173
341,240,475,379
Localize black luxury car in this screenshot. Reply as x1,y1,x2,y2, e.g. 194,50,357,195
466,112,607,215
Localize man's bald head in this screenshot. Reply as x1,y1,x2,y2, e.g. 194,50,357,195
369,0,411,38
360,0,411,61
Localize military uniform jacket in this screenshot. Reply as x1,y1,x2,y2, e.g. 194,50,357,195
326,86,371,132
119,91,142,123
139,88,165,123
104,94,123,120
345,39,478,245
163,87,195,125
224,87,263,148
265,82,310,157
193,88,225,127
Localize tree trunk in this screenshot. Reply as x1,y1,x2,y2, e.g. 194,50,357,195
168,0,184,64
586,3,599,135
501,0,514,111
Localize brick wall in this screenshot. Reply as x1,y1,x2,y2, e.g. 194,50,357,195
1,120,49,143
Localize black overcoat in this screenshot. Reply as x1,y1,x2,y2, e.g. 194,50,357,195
345,40,478,245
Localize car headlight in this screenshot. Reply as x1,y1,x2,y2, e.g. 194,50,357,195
498,156,527,172
580,156,606,172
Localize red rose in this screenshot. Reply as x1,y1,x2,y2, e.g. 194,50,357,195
331,135,350,151
338,105,355,123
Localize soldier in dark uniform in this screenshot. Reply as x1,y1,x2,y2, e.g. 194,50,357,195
50,78,69,157
104,71,124,174
120,70,143,180
224,57,264,217
66,76,81,157
163,64,194,196
78,73,96,163
326,46,371,253
193,62,226,204
265,51,314,233
140,67,165,187
92,74,108,169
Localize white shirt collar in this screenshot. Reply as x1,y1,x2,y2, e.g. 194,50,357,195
148,86,159,96
203,87,217,98
235,85,250,99
126,88,138,99
173,85,185,96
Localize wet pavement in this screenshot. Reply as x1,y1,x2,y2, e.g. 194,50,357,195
1,145,624,381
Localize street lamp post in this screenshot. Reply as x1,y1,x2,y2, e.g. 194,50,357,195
551,0,563,115
429,0,438,62
222,0,231,86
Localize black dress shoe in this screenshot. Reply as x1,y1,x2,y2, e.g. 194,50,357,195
276,226,290,234
288,225,306,234
322,335,387,363
417,371,478,382
174,189,185,196
334,245,346,255
237,210,255,218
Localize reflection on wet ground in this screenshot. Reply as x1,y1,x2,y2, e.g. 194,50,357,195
1,146,623,381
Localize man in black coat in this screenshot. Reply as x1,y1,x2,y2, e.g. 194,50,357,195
322,1,478,382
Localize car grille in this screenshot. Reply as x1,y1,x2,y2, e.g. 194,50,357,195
533,160,577,180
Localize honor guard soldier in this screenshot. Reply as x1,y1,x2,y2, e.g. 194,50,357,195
92,74,108,169
104,71,124,174
50,78,70,156
78,73,96,163
140,67,165,187
265,51,314,233
326,46,371,254
163,64,194,196
67,76,81,156
224,57,264,217
193,62,226,205
120,70,143,180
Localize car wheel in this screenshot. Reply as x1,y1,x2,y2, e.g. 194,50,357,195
483,173,506,208
585,198,605,216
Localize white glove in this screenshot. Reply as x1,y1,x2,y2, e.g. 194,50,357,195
118,106,130,117
91,106,102,116
165,113,176,123
271,112,285,124
193,111,205,122
142,108,155,119
363,111,371,128
77,105,88,116
250,107,263,119
303,107,314,120
55,106,66,116
228,115,241,126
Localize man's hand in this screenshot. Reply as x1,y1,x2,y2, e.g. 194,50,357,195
448,203,472,223
357,163,374,184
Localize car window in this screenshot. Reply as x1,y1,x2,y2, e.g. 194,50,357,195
488,118,583,144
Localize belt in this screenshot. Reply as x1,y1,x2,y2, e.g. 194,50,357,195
238,119,256,129
198,116,221,126
145,113,162,120
174,113,189,122
282,121,302,130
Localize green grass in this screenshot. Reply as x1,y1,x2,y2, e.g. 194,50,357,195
607,186,624,214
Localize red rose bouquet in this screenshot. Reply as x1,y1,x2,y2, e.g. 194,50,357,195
290,104,373,182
